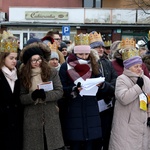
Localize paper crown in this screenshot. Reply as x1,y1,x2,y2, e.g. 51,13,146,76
104,40,112,47
74,33,90,45
148,30,150,40
0,31,18,53
122,49,140,60
120,38,139,60
47,41,58,52
89,32,103,44
120,38,136,49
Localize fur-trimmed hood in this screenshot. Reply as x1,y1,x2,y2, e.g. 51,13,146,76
20,42,51,63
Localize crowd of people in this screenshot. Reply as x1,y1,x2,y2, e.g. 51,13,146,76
0,29,150,150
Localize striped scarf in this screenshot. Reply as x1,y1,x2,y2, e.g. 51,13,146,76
67,53,92,85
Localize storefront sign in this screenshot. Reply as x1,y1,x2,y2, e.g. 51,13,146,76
25,11,68,20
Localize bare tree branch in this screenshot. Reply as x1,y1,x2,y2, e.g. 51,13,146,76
133,0,150,14
141,0,150,7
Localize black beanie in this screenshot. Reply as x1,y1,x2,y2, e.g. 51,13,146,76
27,38,42,45
22,47,44,64
59,42,67,51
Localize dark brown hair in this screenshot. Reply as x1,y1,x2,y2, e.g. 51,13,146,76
0,52,10,70
46,30,59,37
19,57,51,89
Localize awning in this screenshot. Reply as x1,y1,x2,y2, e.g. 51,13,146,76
1,21,150,29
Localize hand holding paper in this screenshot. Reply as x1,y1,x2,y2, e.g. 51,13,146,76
37,81,53,91
79,77,105,96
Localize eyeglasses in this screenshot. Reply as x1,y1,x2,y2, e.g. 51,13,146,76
54,38,61,41
31,58,42,64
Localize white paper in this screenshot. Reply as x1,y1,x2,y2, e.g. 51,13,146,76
37,81,53,91
98,99,113,112
78,77,105,96
80,86,98,96
81,77,105,90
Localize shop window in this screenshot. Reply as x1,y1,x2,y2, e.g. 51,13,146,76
23,33,28,47
83,0,102,8
29,33,46,39
122,30,148,43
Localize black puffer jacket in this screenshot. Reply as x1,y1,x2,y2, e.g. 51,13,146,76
96,56,118,103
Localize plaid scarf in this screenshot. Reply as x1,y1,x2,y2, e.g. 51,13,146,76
67,53,92,84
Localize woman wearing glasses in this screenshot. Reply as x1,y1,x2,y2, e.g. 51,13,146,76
19,42,64,150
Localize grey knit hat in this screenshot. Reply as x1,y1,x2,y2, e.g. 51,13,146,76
50,52,59,60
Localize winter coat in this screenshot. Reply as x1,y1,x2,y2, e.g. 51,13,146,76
96,56,117,148
109,69,150,150
143,54,150,73
59,62,102,141
20,68,64,150
0,71,23,150
97,56,117,100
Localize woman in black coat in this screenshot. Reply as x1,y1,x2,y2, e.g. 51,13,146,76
0,35,23,150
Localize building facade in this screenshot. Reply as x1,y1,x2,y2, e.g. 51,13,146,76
0,0,149,49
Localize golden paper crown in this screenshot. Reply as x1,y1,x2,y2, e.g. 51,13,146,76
89,32,103,44
74,33,90,45
120,38,139,60
0,31,18,53
120,38,136,49
121,48,140,60
47,41,58,52
148,30,150,40
104,40,112,47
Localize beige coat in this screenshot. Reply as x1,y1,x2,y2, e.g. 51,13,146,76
109,69,150,150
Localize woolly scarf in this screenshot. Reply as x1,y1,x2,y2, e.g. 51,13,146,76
67,53,92,84
2,66,18,93
123,68,144,83
54,63,61,71
30,67,43,92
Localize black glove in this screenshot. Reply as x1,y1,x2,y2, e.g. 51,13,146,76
31,89,40,101
38,89,46,100
31,89,46,101
136,77,144,89
147,117,150,127
73,82,81,95
104,97,111,104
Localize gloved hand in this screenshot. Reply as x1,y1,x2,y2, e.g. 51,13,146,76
136,77,144,89
147,117,150,127
74,82,81,95
104,97,111,104
72,82,81,96
31,89,46,101
38,89,46,100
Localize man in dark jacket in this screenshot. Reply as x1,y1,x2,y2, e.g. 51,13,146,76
89,31,118,150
